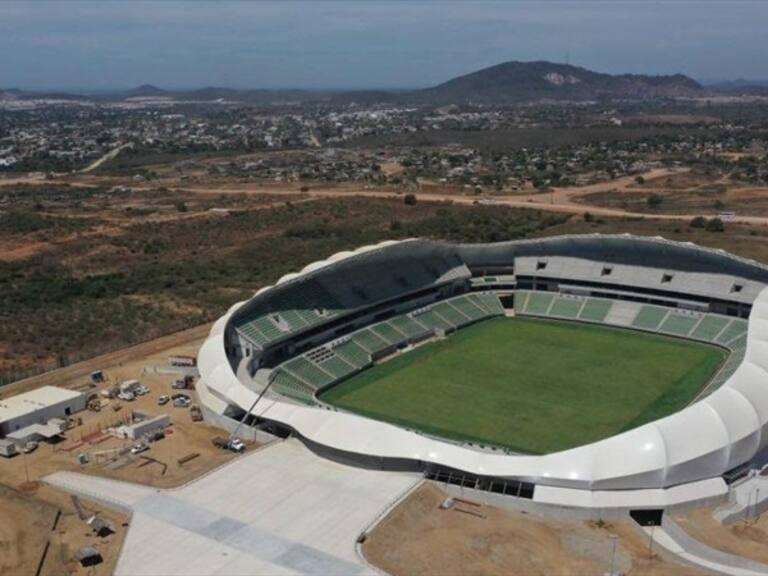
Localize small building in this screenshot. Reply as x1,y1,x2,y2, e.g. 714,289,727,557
117,414,170,440
0,439,17,458
0,386,86,438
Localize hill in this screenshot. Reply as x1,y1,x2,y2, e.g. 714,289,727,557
412,61,703,104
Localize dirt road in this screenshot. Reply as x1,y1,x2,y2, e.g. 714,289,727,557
5,167,768,226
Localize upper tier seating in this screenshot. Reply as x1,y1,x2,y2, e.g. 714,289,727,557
233,248,470,350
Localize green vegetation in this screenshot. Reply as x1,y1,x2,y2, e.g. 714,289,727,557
0,194,566,383
320,317,726,454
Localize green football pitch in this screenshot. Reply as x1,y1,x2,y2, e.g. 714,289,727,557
319,316,727,454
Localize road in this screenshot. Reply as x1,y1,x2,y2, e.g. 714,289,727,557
4,166,768,226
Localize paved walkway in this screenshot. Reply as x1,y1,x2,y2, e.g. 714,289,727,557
649,519,768,576
46,439,420,576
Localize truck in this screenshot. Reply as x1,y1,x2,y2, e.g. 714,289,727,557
212,437,244,453
169,355,197,367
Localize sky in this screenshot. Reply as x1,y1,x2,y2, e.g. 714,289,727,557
1,0,766,91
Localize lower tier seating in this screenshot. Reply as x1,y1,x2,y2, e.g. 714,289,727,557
267,292,505,404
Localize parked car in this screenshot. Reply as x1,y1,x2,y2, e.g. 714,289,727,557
228,438,245,453
172,394,191,408
157,395,170,406
117,391,135,402
22,441,38,454
135,385,150,396
130,443,149,455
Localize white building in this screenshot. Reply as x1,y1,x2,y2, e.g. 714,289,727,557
0,385,86,438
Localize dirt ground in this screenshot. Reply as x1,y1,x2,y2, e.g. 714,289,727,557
674,506,768,565
0,482,127,576
0,326,250,573
364,483,705,576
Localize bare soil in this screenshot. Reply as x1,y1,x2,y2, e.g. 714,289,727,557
0,327,249,574
0,482,127,576
674,506,768,565
363,483,704,576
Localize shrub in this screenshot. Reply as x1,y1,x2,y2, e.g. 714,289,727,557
646,193,664,208
690,216,708,228
706,217,725,232
403,194,417,206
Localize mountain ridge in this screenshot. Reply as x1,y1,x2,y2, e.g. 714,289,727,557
5,61,764,105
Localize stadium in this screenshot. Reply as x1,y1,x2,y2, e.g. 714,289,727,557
197,234,768,512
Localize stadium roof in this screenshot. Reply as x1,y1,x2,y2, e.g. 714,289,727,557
198,235,768,505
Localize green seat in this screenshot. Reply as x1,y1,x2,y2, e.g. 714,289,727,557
578,299,612,322
632,306,667,330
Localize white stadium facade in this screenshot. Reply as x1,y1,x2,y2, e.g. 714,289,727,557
197,234,768,512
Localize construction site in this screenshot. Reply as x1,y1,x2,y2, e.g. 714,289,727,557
0,327,243,574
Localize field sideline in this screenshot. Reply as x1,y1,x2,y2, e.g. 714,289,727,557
319,317,726,454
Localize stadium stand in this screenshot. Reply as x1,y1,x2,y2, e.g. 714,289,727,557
232,246,471,351
267,292,506,404
389,315,431,340
658,312,700,337
577,298,612,323
548,295,583,319
371,322,407,345
332,340,371,369
352,329,391,355
524,292,555,315
631,305,670,331
283,356,335,389
270,370,317,405
516,290,747,348
472,292,505,315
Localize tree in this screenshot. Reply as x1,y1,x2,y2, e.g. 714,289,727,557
403,194,417,206
705,217,725,232
646,193,663,208
635,175,646,185
689,216,707,228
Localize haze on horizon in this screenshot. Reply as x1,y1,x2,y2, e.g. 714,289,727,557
1,0,767,92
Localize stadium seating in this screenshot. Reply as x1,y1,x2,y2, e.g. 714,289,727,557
267,292,506,404
389,315,431,340
270,370,318,405
352,328,391,354
332,340,371,368
525,292,555,315
233,250,470,350
283,356,335,388
371,322,407,345
548,295,583,319
716,318,748,345
512,288,751,404
516,290,748,349
577,298,612,323
631,305,669,331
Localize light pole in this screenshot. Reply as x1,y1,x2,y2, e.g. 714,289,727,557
648,524,655,558
609,534,618,576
